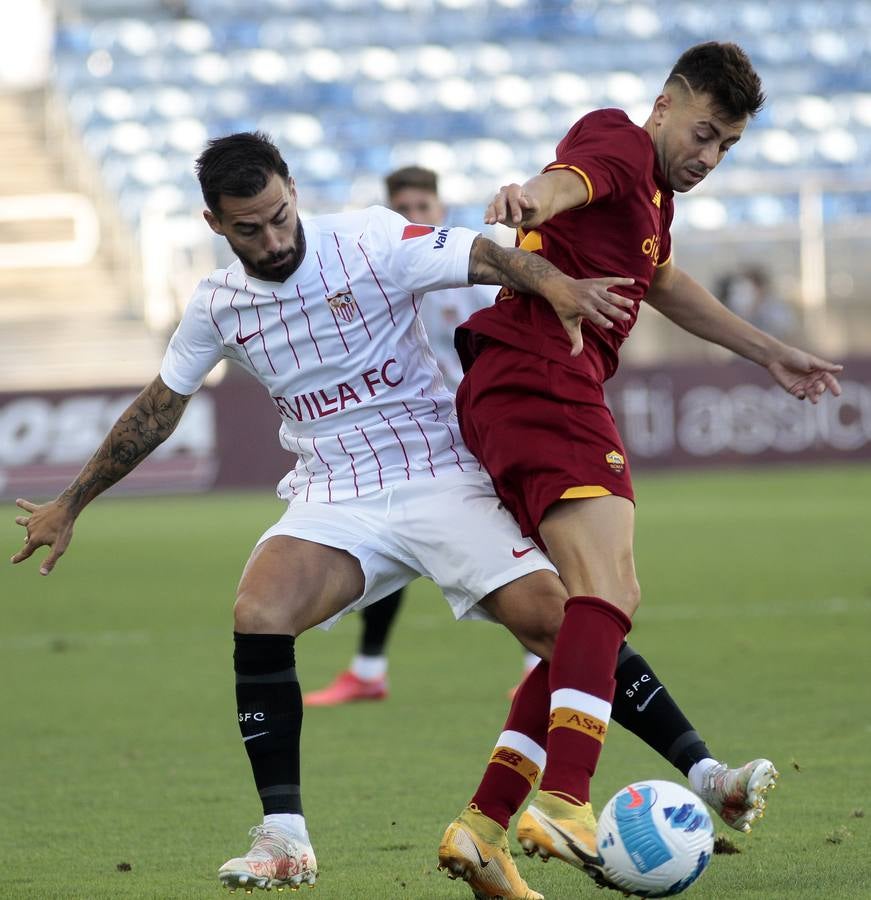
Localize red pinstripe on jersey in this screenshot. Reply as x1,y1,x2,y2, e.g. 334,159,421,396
274,293,301,369
317,251,351,355
379,411,410,480
297,284,323,364
335,433,360,498
403,400,435,477
334,233,372,340
428,397,464,471
355,424,384,490
208,284,224,338
311,435,334,503
250,289,277,374
357,241,396,326
228,287,258,370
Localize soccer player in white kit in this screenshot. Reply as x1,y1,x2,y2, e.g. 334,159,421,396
11,132,637,895
13,133,778,898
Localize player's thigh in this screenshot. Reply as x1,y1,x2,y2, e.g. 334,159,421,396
538,494,640,615
479,569,568,661
236,535,365,635
395,471,559,623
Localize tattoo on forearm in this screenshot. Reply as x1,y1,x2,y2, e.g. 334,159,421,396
469,237,563,294
59,379,191,512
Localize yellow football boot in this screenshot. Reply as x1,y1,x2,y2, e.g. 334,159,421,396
438,805,544,899
516,791,601,870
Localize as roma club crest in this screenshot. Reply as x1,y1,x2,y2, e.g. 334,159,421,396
326,289,357,322
605,449,625,474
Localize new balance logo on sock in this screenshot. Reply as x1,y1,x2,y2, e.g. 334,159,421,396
243,731,271,743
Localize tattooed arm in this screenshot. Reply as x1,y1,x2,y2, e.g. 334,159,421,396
467,235,635,355
11,375,191,575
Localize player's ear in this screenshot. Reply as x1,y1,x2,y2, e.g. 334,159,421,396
203,208,223,236
651,92,672,125
288,176,297,202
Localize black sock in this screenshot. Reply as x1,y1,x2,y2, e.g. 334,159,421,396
611,642,711,776
359,588,404,657
234,632,303,816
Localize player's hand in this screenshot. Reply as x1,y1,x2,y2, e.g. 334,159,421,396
767,348,843,404
549,276,636,356
10,498,77,575
485,184,541,227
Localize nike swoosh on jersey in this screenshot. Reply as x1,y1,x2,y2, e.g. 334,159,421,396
512,547,535,558
236,330,259,345
635,685,664,712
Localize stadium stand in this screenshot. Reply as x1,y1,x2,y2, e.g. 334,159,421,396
4,0,871,387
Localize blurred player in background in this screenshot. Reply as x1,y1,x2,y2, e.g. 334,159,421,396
440,41,840,894
304,165,539,708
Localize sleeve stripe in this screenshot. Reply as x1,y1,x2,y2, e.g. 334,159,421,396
542,163,594,207
656,252,673,269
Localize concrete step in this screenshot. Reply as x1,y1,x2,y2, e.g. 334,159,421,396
0,265,131,318
0,316,166,390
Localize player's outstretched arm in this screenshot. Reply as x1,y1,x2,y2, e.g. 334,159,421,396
646,262,843,402
11,375,192,575
484,170,589,229
468,235,634,355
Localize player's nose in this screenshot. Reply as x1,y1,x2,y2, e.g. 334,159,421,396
262,226,282,254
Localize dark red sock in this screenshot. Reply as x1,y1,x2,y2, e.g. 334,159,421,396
470,660,550,829
539,596,631,804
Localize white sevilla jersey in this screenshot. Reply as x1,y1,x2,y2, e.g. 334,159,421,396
160,205,483,502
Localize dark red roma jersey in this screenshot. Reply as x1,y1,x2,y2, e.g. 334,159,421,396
458,108,675,383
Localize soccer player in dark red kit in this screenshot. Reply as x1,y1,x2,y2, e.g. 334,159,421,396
439,41,842,893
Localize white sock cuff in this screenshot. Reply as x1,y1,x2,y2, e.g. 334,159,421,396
550,688,611,723
350,654,387,681
496,730,547,769
688,757,720,794
263,813,309,842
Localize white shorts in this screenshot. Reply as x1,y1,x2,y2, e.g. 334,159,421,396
257,469,557,630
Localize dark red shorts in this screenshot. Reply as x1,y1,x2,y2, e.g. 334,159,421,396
455,342,634,542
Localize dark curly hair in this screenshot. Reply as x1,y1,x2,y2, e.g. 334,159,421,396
195,131,289,216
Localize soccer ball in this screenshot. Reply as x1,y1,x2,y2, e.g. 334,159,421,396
596,780,714,897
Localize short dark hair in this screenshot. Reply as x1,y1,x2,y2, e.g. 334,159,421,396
384,166,438,198
666,42,765,121
195,131,289,216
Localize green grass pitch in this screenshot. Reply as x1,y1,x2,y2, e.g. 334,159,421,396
3,464,870,899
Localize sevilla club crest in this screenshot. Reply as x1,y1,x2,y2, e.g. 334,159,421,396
326,288,357,322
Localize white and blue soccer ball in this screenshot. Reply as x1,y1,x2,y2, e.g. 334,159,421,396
596,780,714,897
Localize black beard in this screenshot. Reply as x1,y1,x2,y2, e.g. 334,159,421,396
232,220,306,283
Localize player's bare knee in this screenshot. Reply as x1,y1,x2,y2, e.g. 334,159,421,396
234,590,299,635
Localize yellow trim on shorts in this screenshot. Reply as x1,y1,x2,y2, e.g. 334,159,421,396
560,486,612,499
543,164,594,207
